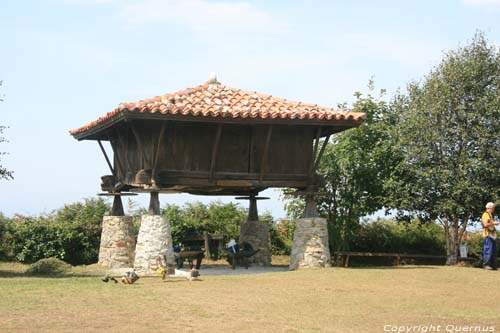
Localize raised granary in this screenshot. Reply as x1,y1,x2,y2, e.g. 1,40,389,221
70,75,365,271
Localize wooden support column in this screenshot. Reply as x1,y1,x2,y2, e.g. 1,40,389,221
303,194,319,218
248,193,259,221
148,192,160,215
111,195,125,216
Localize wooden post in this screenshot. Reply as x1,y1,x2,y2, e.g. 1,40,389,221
148,192,160,215
248,193,259,221
111,195,125,216
303,194,319,218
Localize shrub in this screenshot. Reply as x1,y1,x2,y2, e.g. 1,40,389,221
350,218,446,255
0,198,110,265
25,257,71,276
270,219,295,255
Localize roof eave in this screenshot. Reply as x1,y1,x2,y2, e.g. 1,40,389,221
70,111,365,141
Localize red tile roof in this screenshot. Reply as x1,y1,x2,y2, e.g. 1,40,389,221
70,81,365,136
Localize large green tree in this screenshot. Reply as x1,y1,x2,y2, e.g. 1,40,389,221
386,33,500,264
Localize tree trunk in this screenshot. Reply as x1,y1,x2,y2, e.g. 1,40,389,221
446,217,459,265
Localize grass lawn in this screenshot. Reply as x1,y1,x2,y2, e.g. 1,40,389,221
0,261,499,332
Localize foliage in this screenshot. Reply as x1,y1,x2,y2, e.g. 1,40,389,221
269,219,295,255
25,257,71,276
351,218,446,255
160,201,246,246
385,32,500,264
284,81,397,252
0,198,110,265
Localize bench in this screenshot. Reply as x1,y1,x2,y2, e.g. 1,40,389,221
334,252,451,267
226,242,259,270
174,250,204,269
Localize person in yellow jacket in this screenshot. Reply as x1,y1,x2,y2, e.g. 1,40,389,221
482,202,499,270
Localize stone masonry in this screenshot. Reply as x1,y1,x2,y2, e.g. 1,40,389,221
239,220,272,266
133,215,175,276
98,216,136,268
290,217,331,270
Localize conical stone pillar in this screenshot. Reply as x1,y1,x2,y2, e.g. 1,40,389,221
133,214,175,276
133,192,174,276
98,215,136,268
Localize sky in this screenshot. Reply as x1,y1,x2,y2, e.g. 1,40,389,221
1,0,500,218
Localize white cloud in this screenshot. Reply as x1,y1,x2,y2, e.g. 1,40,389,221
118,0,279,33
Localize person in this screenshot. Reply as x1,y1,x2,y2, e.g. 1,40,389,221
481,202,499,270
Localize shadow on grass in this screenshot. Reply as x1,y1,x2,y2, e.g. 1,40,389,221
0,270,105,279
343,266,439,270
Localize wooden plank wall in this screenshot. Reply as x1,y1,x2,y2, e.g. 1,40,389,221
110,120,315,184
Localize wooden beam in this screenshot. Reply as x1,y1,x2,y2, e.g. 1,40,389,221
312,134,331,175
153,121,167,174
129,121,149,168
209,124,223,181
259,125,273,181
97,140,114,175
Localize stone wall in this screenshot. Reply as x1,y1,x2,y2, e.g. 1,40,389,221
133,215,175,276
289,217,331,270
239,220,271,266
98,216,136,268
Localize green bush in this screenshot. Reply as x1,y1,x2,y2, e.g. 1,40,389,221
350,218,446,255
25,257,71,276
270,219,295,255
0,198,110,265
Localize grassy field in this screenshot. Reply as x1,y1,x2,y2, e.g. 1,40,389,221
0,261,499,332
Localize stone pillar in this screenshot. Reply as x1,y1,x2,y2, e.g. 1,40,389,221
239,220,272,266
290,217,331,270
98,216,136,268
238,193,272,266
133,215,175,276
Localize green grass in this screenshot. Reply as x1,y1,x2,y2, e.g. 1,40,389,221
0,262,499,332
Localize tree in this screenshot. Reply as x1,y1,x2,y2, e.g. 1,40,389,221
0,80,13,180
284,83,397,252
386,33,500,264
